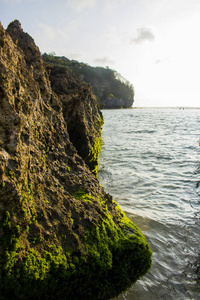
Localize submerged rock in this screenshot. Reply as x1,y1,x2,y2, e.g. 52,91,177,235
0,20,152,300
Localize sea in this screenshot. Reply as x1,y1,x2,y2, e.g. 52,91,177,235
98,108,200,300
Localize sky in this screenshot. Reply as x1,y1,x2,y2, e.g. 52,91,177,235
1,0,200,107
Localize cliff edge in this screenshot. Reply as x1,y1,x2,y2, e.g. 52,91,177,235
0,20,151,300
43,54,134,109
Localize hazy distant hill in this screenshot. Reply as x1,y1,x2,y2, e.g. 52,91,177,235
43,53,134,109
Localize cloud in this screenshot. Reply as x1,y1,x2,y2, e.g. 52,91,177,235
94,56,115,66
154,59,161,64
36,23,70,41
0,0,33,3
37,23,57,40
67,0,96,11
103,0,127,13
67,52,84,60
34,23,71,53
104,25,122,45
132,27,155,44
153,57,171,65
106,25,118,39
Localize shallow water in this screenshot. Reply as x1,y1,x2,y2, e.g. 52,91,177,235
99,108,200,300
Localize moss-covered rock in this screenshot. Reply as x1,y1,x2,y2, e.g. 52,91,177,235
44,65,104,177
0,20,152,300
0,200,151,300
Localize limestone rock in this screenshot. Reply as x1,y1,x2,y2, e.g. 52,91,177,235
47,66,103,176
0,20,152,300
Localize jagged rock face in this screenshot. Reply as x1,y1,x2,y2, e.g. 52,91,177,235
6,20,58,113
0,21,152,300
1,19,104,258
6,20,45,78
47,66,103,176
7,20,103,176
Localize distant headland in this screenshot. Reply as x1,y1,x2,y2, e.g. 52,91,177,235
43,53,134,109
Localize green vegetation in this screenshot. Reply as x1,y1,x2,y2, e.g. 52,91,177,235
74,188,94,203
0,196,152,300
85,134,103,177
5,168,14,180
42,53,134,108
83,117,104,177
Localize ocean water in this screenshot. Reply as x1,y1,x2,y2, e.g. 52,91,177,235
98,108,200,300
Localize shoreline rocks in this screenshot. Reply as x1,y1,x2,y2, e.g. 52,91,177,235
0,20,151,300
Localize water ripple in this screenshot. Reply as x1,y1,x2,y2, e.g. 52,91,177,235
99,108,200,300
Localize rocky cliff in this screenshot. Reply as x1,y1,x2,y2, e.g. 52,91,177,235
43,54,134,109
0,20,151,300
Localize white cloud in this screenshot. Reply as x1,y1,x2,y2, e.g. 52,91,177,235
104,25,123,45
103,0,127,13
0,0,34,3
67,0,96,11
106,25,118,39
94,56,115,66
153,57,171,65
132,27,155,44
37,23,56,40
67,52,84,60
34,23,70,54
153,59,161,64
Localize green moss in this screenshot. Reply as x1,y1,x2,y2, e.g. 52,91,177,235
46,146,50,153
85,134,103,177
22,179,27,189
0,211,20,276
14,225,21,235
29,195,33,203
83,204,152,297
1,180,5,187
22,249,50,280
28,235,43,245
43,199,49,204
8,171,14,179
5,168,14,180
73,189,94,203
0,198,152,300
67,166,71,172
73,192,152,291
21,208,27,217
84,117,104,177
